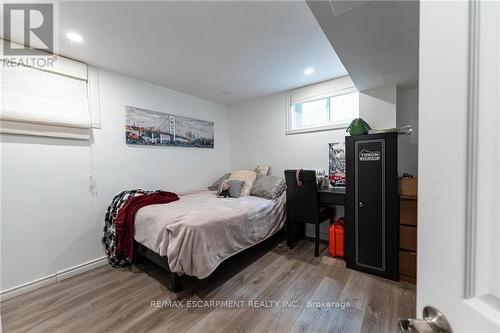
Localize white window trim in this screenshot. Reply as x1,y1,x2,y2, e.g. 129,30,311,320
87,66,101,129
285,85,357,135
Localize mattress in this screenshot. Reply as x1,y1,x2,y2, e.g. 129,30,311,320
134,190,286,278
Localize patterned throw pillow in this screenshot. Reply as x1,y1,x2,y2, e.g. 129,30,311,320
250,176,286,201
208,173,230,191
228,170,257,196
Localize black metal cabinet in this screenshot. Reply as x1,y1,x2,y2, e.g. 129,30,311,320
345,133,399,280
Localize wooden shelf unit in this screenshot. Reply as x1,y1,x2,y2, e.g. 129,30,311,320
399,195,417,283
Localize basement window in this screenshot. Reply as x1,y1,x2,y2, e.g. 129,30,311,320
286,77,359,135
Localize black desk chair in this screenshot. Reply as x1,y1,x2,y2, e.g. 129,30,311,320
284,170,335,257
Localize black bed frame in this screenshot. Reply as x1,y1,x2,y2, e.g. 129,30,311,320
133,228,286,292
133,241,183,292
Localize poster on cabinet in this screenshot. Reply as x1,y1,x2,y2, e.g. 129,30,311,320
329,141,346,186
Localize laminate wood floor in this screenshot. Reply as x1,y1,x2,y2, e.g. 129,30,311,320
1,240,415,333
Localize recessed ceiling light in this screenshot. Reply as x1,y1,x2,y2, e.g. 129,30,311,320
304,67,315,75
66,32,84,43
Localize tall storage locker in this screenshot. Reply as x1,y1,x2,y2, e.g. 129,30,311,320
345,133,399,280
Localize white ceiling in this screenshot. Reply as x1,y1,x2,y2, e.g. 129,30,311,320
35,1,347,105
307,0,419,91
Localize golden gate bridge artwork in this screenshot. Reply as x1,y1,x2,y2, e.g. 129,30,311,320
125,106,214,148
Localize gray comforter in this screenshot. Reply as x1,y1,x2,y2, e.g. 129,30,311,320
134,190,286,278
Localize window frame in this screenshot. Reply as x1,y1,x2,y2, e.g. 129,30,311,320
285,87,358,135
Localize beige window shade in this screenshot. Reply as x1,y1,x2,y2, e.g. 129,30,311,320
0,51,91,140
289,76,356,105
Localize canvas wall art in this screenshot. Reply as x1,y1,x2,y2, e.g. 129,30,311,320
329,141,346,186
125,106,214,148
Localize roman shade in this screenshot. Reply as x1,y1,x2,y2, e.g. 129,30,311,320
1,52,91,140
289,76,356,105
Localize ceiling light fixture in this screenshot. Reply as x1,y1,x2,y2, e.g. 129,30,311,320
66,32,84,43
304,67,315,75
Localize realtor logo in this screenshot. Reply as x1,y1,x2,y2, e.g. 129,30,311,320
3,3,54,55
359,149,380,161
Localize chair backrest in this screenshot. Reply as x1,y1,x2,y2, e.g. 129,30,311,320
284,169,319,224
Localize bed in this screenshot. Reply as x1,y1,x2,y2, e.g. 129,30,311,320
133,189,286,291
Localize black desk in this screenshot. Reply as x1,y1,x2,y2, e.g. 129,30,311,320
287,186,346,248
317,187,346,208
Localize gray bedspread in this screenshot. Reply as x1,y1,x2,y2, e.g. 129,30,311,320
134,190,286,278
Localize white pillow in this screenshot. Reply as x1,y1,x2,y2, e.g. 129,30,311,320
228,170,257,196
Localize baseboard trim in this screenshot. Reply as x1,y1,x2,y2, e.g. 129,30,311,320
304,236,329,245
0,274,57,302
56,256,108,282
305,231,329,241
1,256,108,302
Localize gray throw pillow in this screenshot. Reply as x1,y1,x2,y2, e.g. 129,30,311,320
227,180,245,198
217,180,245,198
250,176,286,201
208,173,230,191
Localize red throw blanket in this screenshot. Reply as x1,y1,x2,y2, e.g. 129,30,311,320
114,191,179,261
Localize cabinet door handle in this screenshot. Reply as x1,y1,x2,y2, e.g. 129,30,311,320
358,201,366,208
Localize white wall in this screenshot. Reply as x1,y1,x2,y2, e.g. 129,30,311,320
397,87,419,176
0,69,229,291
359,86,397,129
228,85,396,238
